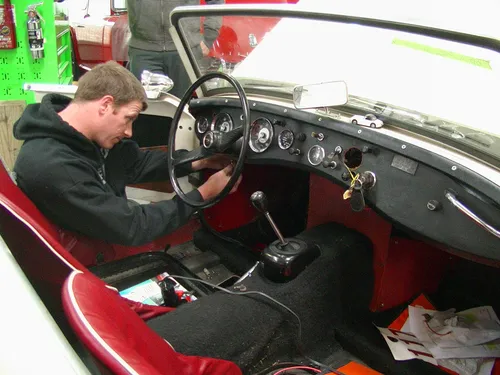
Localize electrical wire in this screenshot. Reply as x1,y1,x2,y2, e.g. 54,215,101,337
342,161,356,182
166,274,344,375
251,362,310,375
273,365,321,374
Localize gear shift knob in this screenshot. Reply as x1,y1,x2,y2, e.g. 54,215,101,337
250,191,268,214
250,191,287,246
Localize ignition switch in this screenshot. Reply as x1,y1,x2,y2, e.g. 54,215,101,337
349,171,377,212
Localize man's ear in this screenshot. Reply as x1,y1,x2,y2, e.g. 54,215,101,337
98,95,115,115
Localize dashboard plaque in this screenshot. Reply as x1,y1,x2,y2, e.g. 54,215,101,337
391,155,419,175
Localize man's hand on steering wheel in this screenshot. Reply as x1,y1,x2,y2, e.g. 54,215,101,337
192,154,233,171
167,72,250,209
198,164,242,200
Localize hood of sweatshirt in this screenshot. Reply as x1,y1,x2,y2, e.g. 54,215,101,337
13,93,101,160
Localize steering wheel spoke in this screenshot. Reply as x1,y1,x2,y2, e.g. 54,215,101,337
167,72,250,209
219,127,244,151
173,147,212,168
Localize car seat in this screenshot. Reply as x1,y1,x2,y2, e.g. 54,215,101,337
0,158,171,319
62,270,242,375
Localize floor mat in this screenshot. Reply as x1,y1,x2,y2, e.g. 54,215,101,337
147,222,374,374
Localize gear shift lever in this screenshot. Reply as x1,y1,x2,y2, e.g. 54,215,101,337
250,191,321,283
250,191,288,246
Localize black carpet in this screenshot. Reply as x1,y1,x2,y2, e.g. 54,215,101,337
147,222,374,374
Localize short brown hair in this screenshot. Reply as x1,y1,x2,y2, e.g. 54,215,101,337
74,61,148,111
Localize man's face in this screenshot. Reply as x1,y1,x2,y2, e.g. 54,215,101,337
96,100,142,149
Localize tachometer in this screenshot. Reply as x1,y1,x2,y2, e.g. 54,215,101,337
307,145,325,166
249,118,274,153
278,129,294,150
196,117,209,134
211,113,233,133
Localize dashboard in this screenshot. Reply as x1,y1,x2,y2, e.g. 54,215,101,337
190,97,500,261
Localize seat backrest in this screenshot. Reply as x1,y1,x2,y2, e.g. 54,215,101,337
62,270,242,375
0,157,61,240
0,158,116,266
0,158,87,309
0,160,85,304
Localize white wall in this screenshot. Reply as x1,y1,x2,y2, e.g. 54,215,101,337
65,0,112,24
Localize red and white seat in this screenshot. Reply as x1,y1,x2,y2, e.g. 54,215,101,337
0,158,170,319
63,270,242,375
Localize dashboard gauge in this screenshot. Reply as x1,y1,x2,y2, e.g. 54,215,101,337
211,113,233,133
249,118,274,153
307,145,325,166
278,129,294,150
196,117,209,134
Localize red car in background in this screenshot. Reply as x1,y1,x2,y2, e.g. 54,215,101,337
71,0,298,79
201,0,298,65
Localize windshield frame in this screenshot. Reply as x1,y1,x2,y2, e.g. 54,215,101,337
170,4,500,96
170,4,500,165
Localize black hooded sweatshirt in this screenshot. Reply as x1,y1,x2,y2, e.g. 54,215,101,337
13,94,202,246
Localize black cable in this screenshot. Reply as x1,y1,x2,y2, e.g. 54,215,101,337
198,210,254,251
166,275,344,375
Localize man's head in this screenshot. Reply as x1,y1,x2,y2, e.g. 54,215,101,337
72,61,148,149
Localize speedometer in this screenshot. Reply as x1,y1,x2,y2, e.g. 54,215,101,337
249,118,274,153
211,113,233,133
278,129,294,150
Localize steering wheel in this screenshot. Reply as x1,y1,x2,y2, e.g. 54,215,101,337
167,72,251,209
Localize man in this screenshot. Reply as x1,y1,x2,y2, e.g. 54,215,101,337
13,61,240,247
127,0,224,98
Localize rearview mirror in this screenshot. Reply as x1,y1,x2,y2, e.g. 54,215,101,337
293,81,348,109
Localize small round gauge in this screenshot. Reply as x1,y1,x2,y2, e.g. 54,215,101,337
196,117,209,134
278,129,294,150
249,118,274,153
307,145,325,166
211,113,233,133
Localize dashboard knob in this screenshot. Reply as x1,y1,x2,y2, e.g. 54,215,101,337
322,160,338,169
362,146,379,156
312,132,325,141
289,148,301,156
296,133,307,142
427,200,442,211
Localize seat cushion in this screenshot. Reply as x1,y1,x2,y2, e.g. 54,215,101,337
62,271,242,375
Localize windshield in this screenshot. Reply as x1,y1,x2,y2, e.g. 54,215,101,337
176,0,500,161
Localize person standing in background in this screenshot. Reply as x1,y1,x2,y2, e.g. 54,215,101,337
127,0,224,98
